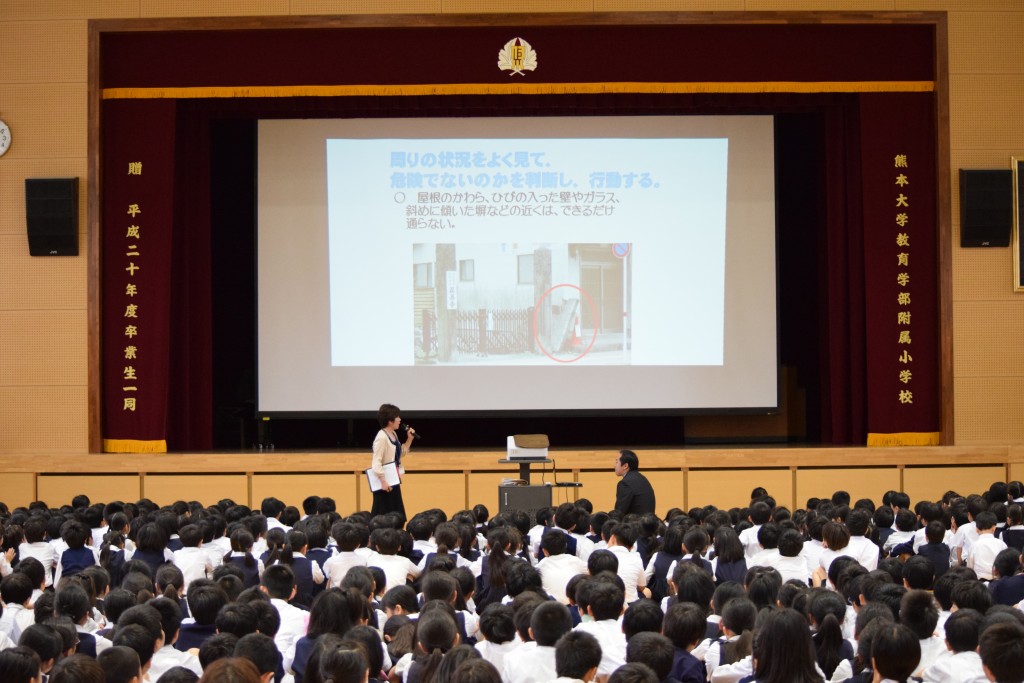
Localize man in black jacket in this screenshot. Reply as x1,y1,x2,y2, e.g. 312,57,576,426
614,449,656,516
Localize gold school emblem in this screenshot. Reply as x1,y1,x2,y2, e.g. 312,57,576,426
498,37,537,76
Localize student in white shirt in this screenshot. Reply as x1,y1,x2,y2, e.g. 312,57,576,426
147,596,204,680
18,517,56,587
899,589,944,677
537,529,588,604
474,603,519,672
739,502,772,559
324,522,368,588
704,597,757,680
172,523,213,590
921,608,987,683
0,573,36,642
965,511,1006,580
368,527,421,593
261,564,309,657
844,509,880,571
572,580,626,678
774,529,811,585
504,601,573,683
547,630,602,683
606,523,648,604
748,523,781,569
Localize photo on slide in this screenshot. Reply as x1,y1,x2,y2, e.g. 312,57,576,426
413,242,632,366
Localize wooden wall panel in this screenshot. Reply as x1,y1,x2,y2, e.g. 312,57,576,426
37,474,140,507
903,465,1006,503
648,470,687,516
0,311,87,386
688,469,793,510
3,1,139,21
0,21,86,84
291,0,441,13
596,1,743,10
0,473,36,509
400,473,466,516
251,474,359,514
0,387,87,450
795,468,901,509
576,472,619,514
139,0,289,17
143,475,248,508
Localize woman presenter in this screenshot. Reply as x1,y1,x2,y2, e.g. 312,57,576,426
370,403,415,519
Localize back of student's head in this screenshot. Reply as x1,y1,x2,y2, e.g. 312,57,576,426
319,642,369,683
504,560,543,598
60,519,89,549
530,600,572,647
511,594,545,642
17,624,62,669
994,548,1022,579
752,608,820,683
943,608,983,654
743,566,783,612
672,562,715,613
260,563,295,600
775,529,803,558
894,508,916,532
586,579,625,622
951,579,993,614
0,647,38,683
871,623,921,683
622,599,664,640
415,607,460,683
626,631,675,681
608,661,659,683
186,580,229,625
1,571,34,606
587,549,618,576
979,621,1024,683
901,555,936,590
215,602,258,638
478,603,515,645
111,623,156,671
198,632,240,670
54,582,91,624
555,631,602,680
807,589,847,678
722,596,757,636
233,632,280,680
49,653,105,683
663,602,706,651
96,645,141,683
422,569,458,605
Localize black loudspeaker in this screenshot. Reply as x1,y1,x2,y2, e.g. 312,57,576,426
26,178,79,256
960,169,1013,248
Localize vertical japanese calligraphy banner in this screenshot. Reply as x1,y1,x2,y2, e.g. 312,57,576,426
101,99,177,453
860,93,940,446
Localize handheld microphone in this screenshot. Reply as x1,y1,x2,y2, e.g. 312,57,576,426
405,425,422,440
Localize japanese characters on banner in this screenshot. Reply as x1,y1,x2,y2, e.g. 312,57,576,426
860,94,940,446
101,100,177,453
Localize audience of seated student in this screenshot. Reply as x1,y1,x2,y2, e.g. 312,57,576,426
7,482,1024,683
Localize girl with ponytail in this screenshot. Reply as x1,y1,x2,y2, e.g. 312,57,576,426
407,604,460,683
806,588,852,679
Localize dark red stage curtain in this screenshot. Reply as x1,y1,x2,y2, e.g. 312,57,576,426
101,100,177,452
861,93,939,445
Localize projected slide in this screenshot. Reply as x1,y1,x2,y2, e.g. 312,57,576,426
257,116,778,413
326,138,728,368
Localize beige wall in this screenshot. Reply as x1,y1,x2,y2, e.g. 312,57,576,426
1,1,1023,454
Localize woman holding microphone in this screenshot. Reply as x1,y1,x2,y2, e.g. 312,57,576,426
370,403,415,519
